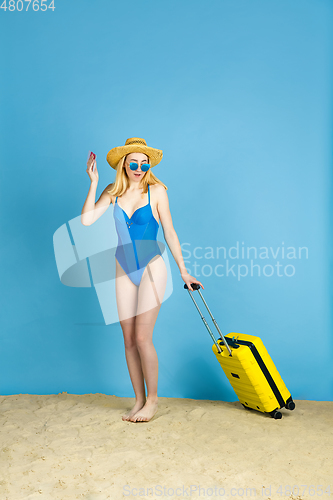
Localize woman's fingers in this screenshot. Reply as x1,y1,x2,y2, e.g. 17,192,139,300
181,273,204,291
190,279,204,289
189,278,204,290
87,156,96,170
86,159,98,183
186,276,205,291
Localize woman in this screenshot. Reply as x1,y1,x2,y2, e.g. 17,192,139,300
81,137,204,423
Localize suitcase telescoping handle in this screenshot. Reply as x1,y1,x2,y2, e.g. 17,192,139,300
184,283,232,356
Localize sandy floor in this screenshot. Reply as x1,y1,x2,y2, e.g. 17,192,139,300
0,393,332,500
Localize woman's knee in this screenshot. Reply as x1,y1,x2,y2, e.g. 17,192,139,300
135,327,154,347
120,319,136,348
123,335,138,349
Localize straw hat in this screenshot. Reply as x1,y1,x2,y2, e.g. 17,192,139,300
106,137,163,170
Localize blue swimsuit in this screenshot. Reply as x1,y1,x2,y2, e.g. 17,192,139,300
113,184,163,286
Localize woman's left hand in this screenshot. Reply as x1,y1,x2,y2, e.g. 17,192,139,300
181,273,204,291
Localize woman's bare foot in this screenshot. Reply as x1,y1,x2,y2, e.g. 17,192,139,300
122,399,146,421
129,398,158,422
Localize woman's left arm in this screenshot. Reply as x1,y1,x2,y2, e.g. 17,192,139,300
156,185,204,291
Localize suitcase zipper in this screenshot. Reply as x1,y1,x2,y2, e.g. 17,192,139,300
234,339,285,408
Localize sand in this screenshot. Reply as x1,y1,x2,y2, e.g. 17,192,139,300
0,393,332,500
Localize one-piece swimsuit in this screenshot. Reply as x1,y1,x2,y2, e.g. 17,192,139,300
113,184,162,286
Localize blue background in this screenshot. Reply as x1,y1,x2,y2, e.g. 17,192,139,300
1,0,332,401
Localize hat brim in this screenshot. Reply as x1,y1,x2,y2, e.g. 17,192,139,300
106,144,163,170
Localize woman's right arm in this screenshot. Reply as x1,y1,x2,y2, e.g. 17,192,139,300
81,182,113,226
81,154,113,226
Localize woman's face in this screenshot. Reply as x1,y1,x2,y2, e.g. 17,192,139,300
124,152,149,182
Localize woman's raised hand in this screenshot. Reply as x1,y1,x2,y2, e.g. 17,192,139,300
86,154,99,184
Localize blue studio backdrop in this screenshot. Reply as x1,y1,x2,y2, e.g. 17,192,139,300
1,0,332,401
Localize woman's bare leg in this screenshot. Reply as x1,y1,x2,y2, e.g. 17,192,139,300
120,317,148,420
130,255,167,422
115,258,146,420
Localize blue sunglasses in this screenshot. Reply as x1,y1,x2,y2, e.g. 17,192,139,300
129,161,150,172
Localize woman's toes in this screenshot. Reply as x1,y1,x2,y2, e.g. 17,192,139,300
129,402,158,422
122,401,146,421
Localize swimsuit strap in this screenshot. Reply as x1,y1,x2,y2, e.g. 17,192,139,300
115,195,118,203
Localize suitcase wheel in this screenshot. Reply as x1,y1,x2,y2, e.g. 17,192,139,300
270,409,282,419
285,398,296,411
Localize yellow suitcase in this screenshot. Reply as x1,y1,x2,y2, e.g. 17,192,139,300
184,284,296,419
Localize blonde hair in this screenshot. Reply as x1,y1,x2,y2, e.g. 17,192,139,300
107,153,167,198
